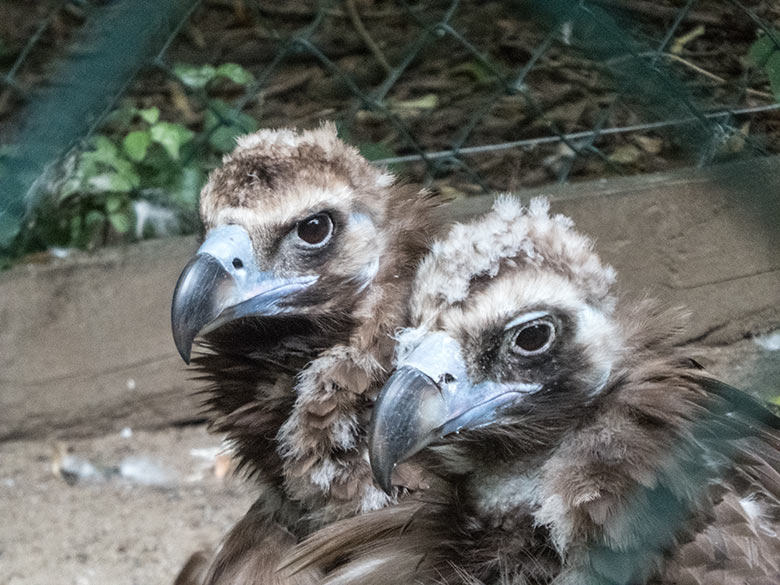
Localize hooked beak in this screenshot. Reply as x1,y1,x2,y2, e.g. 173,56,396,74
171,225,317,363
368,332,540,494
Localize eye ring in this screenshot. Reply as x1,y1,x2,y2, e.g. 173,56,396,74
296,212,334,247
510,318,556,356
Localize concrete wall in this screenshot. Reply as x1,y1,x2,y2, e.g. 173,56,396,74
2,157,778,440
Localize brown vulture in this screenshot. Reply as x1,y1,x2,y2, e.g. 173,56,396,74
285,197,780,585
170,124,441,585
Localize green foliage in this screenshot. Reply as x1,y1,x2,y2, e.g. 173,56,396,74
334,123,400,172
748,29,780,102
205,99,258,153
173,63,258,154
1,63,256,264
173,62,255,90
356,141,397,163
50,106,200,250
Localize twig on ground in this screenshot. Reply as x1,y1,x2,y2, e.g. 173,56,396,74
662,53,774,100
344,0,392,75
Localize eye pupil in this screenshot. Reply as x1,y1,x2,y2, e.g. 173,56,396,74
232,258,243,269
514,323,553,353
297,213,333,246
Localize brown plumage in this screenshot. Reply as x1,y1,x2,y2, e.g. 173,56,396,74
170,124,442,584
284,197,780,585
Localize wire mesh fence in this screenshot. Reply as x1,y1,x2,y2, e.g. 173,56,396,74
1,4,779,582
0,0,778,260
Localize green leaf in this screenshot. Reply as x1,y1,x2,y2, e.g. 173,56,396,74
108,211,132,234
102,102,137,129
150,122,195,160
205,99,258,130
173,63,217,89
170,165,205,208
748,31,780,67
748,30,780,102
357,142,399,172
766,51,780,102
208,125,244,153
137,107,160,125
215,63,255,85
89,136,121,165
358,141,396,162
84,210,105,229
204,99,258,153
69,215,83,243
105,194,125,213
450,61,497,85
123,130,151,162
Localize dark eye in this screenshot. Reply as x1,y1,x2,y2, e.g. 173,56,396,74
511,320,555,355
296,213,333,247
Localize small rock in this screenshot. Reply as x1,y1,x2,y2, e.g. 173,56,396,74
119,456,176,487
53,452,108,485
754,331,780,351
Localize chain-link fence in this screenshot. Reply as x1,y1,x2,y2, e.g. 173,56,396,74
0,0,778,259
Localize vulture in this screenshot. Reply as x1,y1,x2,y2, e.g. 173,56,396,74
170,124,441,585
285,197,780,585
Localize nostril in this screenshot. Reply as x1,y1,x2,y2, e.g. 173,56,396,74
232,258,244,269
442,373,456,385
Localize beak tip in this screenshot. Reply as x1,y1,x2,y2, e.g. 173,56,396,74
172,327,194,365
376,467,394,496
176,341,193,365
368,366,445,497
368,435,395,496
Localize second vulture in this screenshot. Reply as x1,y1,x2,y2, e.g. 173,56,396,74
286,197,780,585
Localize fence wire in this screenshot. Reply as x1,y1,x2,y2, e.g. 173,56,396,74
0,0,778,255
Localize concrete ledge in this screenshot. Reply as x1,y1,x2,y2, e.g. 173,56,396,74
2,157,778,440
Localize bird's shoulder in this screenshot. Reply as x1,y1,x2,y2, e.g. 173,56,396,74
661,486,780,585
202,500,322,585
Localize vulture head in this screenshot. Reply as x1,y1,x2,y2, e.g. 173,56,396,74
172,123,428,364
286,197,780,585
370,196,622,492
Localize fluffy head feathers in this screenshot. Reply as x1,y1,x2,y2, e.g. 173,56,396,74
199,123,395,230
409,196,616,328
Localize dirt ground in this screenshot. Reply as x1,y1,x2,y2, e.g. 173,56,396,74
1,334,778,585
0,425,253,585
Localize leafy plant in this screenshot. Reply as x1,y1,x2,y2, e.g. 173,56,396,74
173,63,258,154
748,29,780,102
1,62,257,264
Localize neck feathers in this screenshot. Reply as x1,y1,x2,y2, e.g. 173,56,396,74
277,185,445,525
284,300,780,583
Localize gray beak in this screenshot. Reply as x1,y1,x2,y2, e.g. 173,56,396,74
171,225,317,363
368,332,539,494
